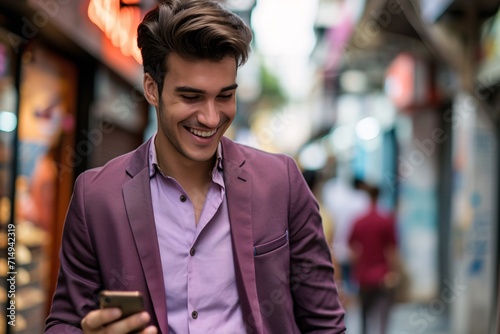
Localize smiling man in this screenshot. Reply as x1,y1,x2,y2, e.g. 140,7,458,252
45,1,346,333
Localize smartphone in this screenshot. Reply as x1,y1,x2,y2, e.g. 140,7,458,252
99,290,144,319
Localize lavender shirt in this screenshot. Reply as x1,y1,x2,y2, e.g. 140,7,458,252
149,136,245,333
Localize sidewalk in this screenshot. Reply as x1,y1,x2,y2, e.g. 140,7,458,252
345,302,450,334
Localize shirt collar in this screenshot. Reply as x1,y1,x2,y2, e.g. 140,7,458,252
149,133,223,177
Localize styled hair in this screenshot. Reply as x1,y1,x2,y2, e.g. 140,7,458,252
137,0,252,90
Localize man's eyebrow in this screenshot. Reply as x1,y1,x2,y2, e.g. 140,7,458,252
220,84,238,92
175,84,238,94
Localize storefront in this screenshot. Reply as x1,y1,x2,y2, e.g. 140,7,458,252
383,51,447,303
447,8,500,333
0,1,151,332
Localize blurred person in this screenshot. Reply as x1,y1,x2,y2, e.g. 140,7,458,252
322,176,370,306
348,185,399,334
45,1,346,333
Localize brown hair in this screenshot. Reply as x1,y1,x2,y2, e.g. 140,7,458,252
137,0,252,91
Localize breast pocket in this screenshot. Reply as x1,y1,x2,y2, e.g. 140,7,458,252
253,230,289,256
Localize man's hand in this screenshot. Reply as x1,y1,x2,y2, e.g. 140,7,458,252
81,308,157,334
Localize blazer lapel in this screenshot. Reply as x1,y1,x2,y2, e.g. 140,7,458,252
122,140,168,333
222,138,263,334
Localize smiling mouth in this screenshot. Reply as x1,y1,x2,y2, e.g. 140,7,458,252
189,128,217,138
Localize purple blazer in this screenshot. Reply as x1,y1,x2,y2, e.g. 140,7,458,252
45,137,346,333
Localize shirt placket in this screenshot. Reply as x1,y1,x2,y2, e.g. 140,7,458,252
186,182,223,333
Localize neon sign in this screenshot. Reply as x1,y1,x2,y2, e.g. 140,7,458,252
88,0,142,64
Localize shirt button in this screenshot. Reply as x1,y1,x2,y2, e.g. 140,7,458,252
191,310,198,319
190,247,195,256
180,195,187,202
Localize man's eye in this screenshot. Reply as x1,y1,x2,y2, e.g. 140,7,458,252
181,95,200,101
218,94,233,100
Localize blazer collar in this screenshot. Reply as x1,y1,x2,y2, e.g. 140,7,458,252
220,136,245,168
123,137,169,333
221,137,264,333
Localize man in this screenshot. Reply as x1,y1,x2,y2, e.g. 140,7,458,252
45,1,345,333
348,185,398,334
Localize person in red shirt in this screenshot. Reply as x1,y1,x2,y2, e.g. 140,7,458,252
348,184,399,334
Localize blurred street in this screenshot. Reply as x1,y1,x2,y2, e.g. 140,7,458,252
1,0,500,333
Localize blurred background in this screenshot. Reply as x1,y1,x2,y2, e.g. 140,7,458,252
0,0,499,333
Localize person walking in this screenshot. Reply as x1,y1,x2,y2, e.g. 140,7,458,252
348,184,398,334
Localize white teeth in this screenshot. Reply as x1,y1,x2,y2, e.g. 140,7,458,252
190,128,216,138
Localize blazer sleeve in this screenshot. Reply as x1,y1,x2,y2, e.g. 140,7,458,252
44,172,101,333
286,157,346,333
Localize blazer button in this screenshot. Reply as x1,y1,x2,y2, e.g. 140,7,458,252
190,247,195,256
191,310,198,319
180,195,187,202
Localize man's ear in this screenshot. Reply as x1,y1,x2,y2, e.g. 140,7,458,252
143,73,159,107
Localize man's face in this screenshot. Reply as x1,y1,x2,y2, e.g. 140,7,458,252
146,53,238,165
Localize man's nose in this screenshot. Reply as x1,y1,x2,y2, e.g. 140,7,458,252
197,100,220,128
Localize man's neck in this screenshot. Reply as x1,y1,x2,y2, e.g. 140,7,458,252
166,157,214,187
155,137,215,188
154,138,216,225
